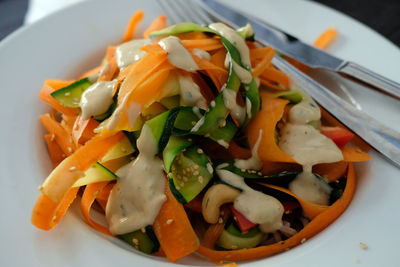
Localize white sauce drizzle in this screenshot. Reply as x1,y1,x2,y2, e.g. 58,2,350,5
158,36,198,72
246,97,252,119
116,39,151,70
217,139,229,148
106,124,166,235
225,53,252,84
222,87,246,124
178,75,207,109
107,92,141,131
80,80,116,120
216,168,284,233
192,48,211,61
279,91,343,205
192,106,203,119
209,23,251,67
234,129,262,170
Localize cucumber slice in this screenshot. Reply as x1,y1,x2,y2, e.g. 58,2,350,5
119,226,160,254
50,77,92,107
169,145,213,203
100,136,135,163
160,95,180,109
72,162,117,187
216,223,263,250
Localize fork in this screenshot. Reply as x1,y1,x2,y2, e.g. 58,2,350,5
156,0,400,168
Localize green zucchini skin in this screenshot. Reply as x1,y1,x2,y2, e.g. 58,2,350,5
50,77,92,108
119,226,160,254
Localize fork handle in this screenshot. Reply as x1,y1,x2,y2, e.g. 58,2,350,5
338,61,400,100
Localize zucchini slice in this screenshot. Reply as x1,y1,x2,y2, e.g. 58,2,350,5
50,77,93,107
72,162,117,187
119,226,160,254
216,223,263,250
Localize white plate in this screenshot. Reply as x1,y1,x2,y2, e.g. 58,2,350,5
0,0,399,266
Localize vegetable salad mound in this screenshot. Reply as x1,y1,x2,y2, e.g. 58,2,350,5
32,10,372,263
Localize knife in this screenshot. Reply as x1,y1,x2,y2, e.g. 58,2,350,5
199,0,400,100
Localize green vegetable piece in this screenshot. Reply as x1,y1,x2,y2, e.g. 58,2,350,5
119,226,160,254
72,162,117,187
160,95,180,109
149,22,215,37
163,136,193,172
237,23,255,41
226,223,260,238
50,77,92,107
216,223,263,249
100,136,135,163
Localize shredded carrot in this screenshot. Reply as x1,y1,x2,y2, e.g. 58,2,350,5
39,82,77,116
260,65,290,89
44,133,65,168
313,27,338,50
313,161,349,182
181,38,223,51
342,146,373,162
153,182,200,262
72,115,99,146
247,96,294,163
31,132,124,230
40,114,77,156
78,65,102,80
197,163,357,261
228,141,252,159
121,10,144,43
203,206,231,248
98,46,119,82
250,47,274,77
144,15,167,38
96,183,114,211
31,187,79,231
81,181,112,235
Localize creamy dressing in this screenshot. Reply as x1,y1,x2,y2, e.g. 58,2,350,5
234,129,262,170
158,36,198,72
80,80,116,119
222,87,246,125
278,91,343,205
178,75,207,109
209,23,251,67
192,48,211,61
106,124,166,235
289,93,320,124
116,39,152,70
216,168,284,233
107,92,141,130
225,53,252,84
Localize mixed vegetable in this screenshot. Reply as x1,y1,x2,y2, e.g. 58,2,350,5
32,10,372,264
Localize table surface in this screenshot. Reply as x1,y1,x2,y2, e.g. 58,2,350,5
1,0,399,46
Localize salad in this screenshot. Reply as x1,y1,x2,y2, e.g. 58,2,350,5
31,11,372,263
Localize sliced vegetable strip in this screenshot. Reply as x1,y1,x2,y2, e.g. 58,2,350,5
144,15,167,38
98,46,118,82
39,81,76,116
313,27,338,50
153,183,200,262
44,134,65,168
197,163,357,261
81,181,112,235
31,187,79,230
247,96,294,162
121,10,144,43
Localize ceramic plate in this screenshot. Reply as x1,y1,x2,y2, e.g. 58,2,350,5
0,0,399,266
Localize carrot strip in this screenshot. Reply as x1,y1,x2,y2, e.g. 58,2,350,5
143,15,167,38
44,134,65,168
203,206,231,248
98,46,119,82
342,146,373,162
121,10,144,43
40,114,76,156
39,82,77,116
260,65,290,89
31,132,125,231
72,115,99,146
81,181,112,236
313,27,338,50
153,182,200,262
247,96,294,163
313,161,349,182
31,187,79,231
96,183,114,211
197,163,357,261
45,79,74,90
181,39,223,51
260,183,328,219
250,47,274,77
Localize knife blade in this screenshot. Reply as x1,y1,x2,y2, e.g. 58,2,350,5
199,0,400,99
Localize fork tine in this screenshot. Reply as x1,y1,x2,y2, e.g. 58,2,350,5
157,0,215,25
156,0,182,24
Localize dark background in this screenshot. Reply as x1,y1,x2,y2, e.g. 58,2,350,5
0,0,399,47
